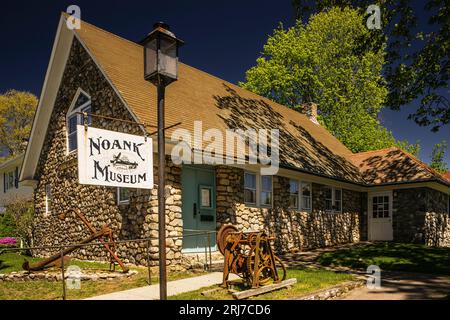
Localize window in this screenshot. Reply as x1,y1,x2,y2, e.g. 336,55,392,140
334,188,342,213
3,171,16,193
45,184,52,214
324,186,342,213
289,179,299,209
244,172,273,207
301,182,312,211
324,187,333,211
117,188,131,204
67,89,92,153
260,176,272,207
200,186,212,208
372,195,390,218
244,172,257,205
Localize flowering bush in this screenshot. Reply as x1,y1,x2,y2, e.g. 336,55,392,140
0,237,17,245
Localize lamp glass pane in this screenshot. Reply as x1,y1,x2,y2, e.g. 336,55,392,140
144,38,157,77
159,37,177,78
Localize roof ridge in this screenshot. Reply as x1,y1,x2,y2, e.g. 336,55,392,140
399,148,449,184
350,147,397,156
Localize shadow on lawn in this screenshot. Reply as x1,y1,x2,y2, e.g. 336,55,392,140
317,242,450,275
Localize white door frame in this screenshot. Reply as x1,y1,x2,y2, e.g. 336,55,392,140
368,190,393,241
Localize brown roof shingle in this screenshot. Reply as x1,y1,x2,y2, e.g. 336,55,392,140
349,147,450,186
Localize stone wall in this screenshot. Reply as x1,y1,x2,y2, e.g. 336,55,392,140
33,38,184,270
215,166,364,253
393,187,450,246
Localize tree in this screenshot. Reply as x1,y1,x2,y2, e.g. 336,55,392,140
292,0,449,132
240,7,418,153
0,90,38,160
430,140,448,173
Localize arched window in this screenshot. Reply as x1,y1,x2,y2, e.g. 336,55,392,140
66,88,92,153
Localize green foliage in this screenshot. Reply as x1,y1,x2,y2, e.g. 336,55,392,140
0,213,16,238
394,139,421,158
430,140,448,173
292,0,449,131
241,7,417,153
0,90,38,161
169,267,353,300
3,201,34,247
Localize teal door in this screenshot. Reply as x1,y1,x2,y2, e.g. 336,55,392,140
181,165,217,252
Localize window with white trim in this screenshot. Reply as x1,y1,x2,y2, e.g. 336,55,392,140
244,172,257,205
3,171,15,193
45,184,52,215
301,182,312,211
289,179,299,209
66,89,92,153
260,176,273,207
117,188,131,205
324,186,342,213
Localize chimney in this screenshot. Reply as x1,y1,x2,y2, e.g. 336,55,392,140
300,102,319,124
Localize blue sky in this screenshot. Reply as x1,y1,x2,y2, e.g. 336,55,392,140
0,0,448,166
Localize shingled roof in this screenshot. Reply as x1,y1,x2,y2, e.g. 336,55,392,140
349,147,450,186
73,17,367,184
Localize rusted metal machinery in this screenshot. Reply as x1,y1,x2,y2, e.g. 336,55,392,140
23,208,129,273
217,224,286,289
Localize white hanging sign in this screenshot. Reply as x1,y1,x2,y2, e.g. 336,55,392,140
77,125,153,189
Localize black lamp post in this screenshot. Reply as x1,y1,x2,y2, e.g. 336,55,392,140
141,22,184,300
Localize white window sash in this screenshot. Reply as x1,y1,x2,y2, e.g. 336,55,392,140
260,176,273,207
117,187,130,204
300,182,312,211
244,172,257,205
66,89,92,154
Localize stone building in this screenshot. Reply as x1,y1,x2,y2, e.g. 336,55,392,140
19,14,450,268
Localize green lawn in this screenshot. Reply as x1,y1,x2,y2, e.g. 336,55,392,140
170,267,354,300
0,253,204,300
317,242,450,275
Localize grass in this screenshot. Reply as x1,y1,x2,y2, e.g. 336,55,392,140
0,252,42,273
169,267,354,300
0,253,204,300
317,242,450,275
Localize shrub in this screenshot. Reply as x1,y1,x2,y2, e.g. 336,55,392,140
0,212,16,237
0,237,17,245
3,200,34,247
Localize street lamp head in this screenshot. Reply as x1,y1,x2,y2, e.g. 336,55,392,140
141,22,184,86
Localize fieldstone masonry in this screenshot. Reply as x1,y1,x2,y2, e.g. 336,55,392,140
393,187,450,246
215,166,363,254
